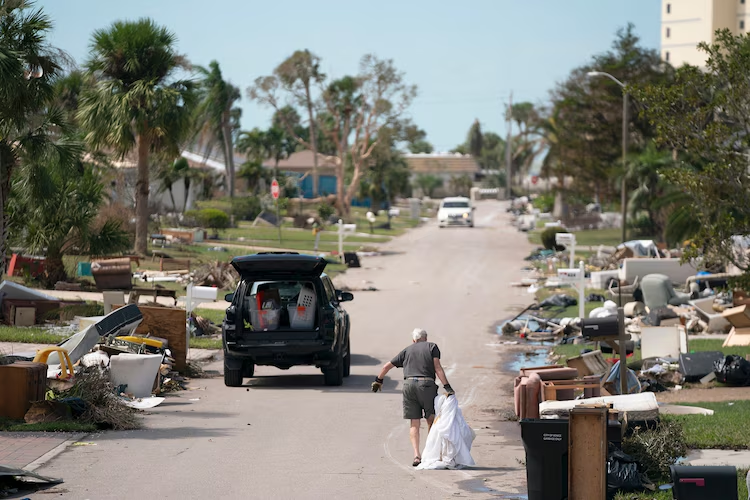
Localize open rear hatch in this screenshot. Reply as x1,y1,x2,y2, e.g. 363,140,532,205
231,253,328,280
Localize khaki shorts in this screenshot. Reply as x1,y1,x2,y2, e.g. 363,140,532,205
402,379,438,419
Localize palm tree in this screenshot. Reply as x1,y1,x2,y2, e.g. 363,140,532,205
0,1,76,274
9,155,131,286
77,19,195,255
194,60,241,198
155,157,191,213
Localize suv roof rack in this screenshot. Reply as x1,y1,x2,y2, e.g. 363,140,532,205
256,251,300,255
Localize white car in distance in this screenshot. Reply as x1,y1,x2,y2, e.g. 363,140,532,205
437,197,474,228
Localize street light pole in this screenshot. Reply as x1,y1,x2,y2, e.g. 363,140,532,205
587,71,628,243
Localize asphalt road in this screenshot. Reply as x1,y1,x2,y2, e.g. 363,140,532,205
36,200,534,500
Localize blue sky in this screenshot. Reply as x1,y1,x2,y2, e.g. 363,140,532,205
38,0,660,152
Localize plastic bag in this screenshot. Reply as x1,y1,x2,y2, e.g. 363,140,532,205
606,446,652,497
606,360,642,395
534,294,577,309
714,355,750,386
416,395,476,470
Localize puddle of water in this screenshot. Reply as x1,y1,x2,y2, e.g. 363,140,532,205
507,349,549,372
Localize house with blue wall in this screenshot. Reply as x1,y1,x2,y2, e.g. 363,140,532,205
262,150,338,198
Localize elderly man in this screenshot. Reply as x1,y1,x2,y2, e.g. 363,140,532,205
372,328,454,467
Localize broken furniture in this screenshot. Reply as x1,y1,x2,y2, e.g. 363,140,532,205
607,276,639,306
640,273,690,311
159,257,191,272
568,405,608,500
640,325,688,360
127,287,178,306
689,296,730,332
91,258,134,291
0,361,46,419
6,253,46,279
33,347,74,380
539,392,660,422
566,350,610,376
0,281,85,326
679,351,724,382
514,365,580,419
619,257,699,286
722,305,750,347
113,305,187,371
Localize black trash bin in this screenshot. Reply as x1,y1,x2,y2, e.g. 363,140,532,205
670,465,738,500
521,419,624,500
521,419,569,500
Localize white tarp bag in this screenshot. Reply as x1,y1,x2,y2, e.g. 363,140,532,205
417,394,476,470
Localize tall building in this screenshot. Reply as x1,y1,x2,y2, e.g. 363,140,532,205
661,0,748,67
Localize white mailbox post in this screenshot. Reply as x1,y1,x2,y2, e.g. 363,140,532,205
555,232,577,269
557,261,586,319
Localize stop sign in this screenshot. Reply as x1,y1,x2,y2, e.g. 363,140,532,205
271,179,280,199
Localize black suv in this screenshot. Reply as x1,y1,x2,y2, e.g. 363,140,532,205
222,252,353,387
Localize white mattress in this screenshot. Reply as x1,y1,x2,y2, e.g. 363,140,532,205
539,392,659,421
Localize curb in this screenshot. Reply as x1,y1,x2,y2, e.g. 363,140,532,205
24,433,88,472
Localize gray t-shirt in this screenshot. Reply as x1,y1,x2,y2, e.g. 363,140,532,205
391,342,441,378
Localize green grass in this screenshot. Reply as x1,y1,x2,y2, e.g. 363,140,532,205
193,308,225,325
0,418,97,432
189,337,222,350
552,338,750,365
0,326,64,344
528,227,656,248
662,401,750,449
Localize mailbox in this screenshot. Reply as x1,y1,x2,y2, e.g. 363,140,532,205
581,316,620,339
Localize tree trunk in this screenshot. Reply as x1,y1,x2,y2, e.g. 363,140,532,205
306,82,319,198
134,134,151,255
44,248,67,288
334,163,345,216
222,112,235,198
0,149,10,276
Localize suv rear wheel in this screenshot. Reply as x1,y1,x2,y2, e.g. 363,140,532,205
224,359,243,387
323,354,344,386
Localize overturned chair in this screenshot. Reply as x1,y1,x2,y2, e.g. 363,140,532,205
640,273,691,311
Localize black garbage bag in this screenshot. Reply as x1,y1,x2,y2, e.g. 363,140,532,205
586,293,606,302
532,294,577,309
607,446,652,498
714,355,750,386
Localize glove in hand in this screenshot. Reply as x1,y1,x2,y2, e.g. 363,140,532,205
444,384,455,396
371,377,383,392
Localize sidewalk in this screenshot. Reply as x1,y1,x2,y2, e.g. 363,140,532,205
0,432,84,470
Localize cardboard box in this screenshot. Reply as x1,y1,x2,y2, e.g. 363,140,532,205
721,305,750,328
723,326,750,347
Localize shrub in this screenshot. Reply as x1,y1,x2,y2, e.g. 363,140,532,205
230,196,261,221
628,213,657,239
187,208,230,236
541,226,568,251
533,193,555,213
318,202,335,222
622,420,688,482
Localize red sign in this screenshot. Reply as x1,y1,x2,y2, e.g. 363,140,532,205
271,179,280,199
531,175,539,185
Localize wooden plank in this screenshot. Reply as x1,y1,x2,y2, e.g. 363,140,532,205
568,405,607,500
113,305,187,372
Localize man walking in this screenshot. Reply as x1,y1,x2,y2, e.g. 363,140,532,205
371,328,454,467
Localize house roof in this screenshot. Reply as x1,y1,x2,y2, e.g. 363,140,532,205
404,153,480,175
262,150,338,172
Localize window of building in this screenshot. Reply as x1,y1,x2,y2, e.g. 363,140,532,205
742,20,746,30
666,27,671,38
665,51,670,62
666,3,671,13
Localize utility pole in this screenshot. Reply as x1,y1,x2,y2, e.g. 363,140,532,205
505,92,513,200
